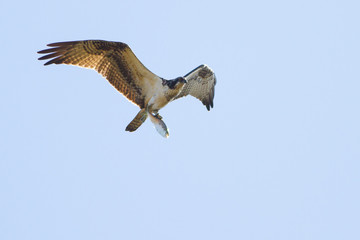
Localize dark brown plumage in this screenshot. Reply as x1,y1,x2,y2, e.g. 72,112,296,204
38,40,152,108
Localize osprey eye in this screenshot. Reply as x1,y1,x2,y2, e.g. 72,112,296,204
177,77,186,83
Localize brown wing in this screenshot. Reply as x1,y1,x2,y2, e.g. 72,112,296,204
175,64,216,110
38,40,161,108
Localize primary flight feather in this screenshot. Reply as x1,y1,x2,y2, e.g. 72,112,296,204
38,40,216,137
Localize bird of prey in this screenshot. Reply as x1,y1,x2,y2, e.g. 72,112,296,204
38,40,216,138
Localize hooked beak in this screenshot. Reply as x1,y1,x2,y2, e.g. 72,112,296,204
179,77,187,83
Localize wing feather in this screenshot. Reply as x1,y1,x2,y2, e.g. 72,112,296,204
38,40,161,108
175,65,216,110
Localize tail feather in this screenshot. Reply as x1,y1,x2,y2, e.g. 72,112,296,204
125,109,147,132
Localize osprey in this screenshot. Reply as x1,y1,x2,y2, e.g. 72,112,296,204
38,40,216,138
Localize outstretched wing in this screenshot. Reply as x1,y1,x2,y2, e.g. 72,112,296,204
38,40,161,108
175,64,216,110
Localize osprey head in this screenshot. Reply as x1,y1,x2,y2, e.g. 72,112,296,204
166,77,187,89
177,77,187,84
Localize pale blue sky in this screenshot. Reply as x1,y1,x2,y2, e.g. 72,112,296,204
1,0,360,239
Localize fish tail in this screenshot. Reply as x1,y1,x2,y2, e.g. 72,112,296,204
148,113,169,138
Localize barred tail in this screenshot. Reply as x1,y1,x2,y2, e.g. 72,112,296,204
125,109,147,132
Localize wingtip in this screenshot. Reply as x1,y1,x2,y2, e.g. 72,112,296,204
206,103,214,111
46,41,72,47
37,56,51,65
47,43,58,47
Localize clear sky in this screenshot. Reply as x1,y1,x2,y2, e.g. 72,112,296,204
1,0,359,239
